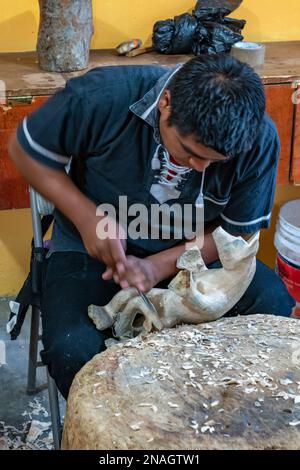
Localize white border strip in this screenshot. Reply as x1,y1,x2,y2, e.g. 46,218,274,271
23,117,70,165
220,212,271,226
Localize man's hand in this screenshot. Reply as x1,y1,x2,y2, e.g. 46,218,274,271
101,228,253,292
8,133,127,273
79,213,127,272
102,255,160,292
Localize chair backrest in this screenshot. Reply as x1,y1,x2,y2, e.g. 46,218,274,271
29,188,54,249
36,192,54,216
31,159,70,218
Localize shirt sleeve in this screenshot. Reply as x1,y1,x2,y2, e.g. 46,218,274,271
220,115,280,234
16,82,90,170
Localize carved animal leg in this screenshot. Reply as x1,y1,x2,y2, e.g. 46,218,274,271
88,288,137,330
113,295,164,340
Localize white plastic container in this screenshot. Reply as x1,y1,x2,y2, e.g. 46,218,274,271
274,199,300,317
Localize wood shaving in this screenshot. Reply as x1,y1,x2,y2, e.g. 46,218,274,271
211,401,219,407
129,423,142,431
280,378,293,386
138,403,158,413
182,363,194,370
167,402,179,408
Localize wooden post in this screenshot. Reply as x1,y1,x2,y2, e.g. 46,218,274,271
37,0,94,72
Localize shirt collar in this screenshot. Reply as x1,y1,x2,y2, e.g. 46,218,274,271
129,65,182,142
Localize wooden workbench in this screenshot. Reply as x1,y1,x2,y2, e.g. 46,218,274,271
0,42,300,209
1,42,300,96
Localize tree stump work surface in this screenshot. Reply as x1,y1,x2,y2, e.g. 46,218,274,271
62,315,300,450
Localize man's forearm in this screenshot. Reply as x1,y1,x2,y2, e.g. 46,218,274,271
147,232,219,284
147,229,256,285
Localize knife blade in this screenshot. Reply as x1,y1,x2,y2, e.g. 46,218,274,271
136,288,164,329
137,290,158,314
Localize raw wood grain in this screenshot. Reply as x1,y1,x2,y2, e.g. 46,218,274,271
62,315,300,450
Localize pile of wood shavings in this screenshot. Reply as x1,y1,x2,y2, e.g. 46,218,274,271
0,398,53,450
99,315,300,437
63,314,300,449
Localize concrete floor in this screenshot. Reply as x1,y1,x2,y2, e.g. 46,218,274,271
0,297,65,450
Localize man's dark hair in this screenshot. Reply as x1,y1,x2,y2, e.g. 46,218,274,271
167,54,266,157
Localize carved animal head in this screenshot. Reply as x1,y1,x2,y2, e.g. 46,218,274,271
88,227,260,340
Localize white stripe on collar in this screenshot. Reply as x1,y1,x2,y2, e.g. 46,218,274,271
140,66,182,121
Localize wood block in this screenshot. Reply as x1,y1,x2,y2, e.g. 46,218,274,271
62,315,300,450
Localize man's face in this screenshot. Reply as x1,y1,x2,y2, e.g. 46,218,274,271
158,90,229,172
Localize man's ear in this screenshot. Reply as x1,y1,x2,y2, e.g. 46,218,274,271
158,90,171,118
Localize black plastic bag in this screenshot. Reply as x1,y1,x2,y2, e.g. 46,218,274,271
152,19,175,54
221,17,246,33
193,6,231,21
206,21,243,44
172,14,198,54
152,0,245,56
194,0,243,17
153,13,197,55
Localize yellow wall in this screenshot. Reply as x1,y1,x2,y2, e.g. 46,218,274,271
0,208,32,296
0,0,300,53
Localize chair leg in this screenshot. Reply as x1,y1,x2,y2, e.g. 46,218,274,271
47,368,62,450
27,305,40,394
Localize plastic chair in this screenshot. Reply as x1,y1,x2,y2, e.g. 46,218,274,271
27,187,62,450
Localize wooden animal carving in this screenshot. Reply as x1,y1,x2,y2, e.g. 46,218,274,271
88,227,259,340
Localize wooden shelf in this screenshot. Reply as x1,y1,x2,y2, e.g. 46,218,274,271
1,42,300,209
0,42,300,97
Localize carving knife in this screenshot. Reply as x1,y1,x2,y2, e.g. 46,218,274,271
136,289,163,331
137,289,157,313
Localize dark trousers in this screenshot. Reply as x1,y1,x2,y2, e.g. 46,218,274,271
40,251,295,399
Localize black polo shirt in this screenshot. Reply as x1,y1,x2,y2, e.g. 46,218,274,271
17,64,280,255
